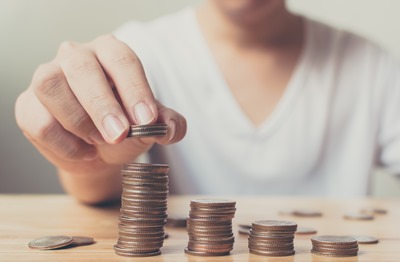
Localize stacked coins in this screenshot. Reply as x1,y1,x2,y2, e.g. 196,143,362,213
128,123,168,137
185,199,236,256
248,220,297,256
311,235,358,257
113,163,169,257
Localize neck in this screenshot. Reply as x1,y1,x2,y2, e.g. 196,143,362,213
197,2,303,49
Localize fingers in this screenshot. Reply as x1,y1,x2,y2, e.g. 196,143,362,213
32,61,104,145
15,89,97,161
57,40,129,144
93,35,158,125
18,34,185,169
149,102,187,145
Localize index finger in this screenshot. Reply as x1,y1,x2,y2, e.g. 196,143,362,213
92,35,158,125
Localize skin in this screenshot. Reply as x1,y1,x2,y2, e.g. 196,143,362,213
15,0,303,204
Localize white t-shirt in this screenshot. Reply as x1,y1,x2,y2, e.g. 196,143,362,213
114,7,400,197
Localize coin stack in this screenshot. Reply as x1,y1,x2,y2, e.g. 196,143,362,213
248,220,297,256
311,235,358,257
185,199,236,256
113,163,169,257
128,124,168,138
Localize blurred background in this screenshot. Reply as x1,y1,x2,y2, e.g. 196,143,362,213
1,0,400,195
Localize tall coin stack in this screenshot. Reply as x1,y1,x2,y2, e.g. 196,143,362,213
248,220,297,256
185,199,236,256
311,235,358,257
114,124,169,257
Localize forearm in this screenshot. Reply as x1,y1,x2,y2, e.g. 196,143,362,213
58,164,123,205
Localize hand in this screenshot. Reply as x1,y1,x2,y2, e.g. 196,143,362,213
15,34,186,183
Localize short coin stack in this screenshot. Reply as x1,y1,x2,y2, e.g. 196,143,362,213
248,220,297,257
127,124,168,138
311,235,358,257
185,199,236,256
114,163,169,257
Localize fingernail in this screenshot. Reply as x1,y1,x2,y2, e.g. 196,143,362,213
83,148,97,161
102,114,126,141
89,130,105,144
134,102,155,125
168,120,176,142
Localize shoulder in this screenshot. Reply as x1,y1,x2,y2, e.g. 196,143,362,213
304,17,400,93
113,7,193,53
306,18,399,71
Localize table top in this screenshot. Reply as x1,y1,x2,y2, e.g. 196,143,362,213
0,195,399,261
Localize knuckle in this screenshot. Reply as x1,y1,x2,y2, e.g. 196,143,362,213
32,115,58,141
32,64,63,98
122,82,148,97
58,41,77,53
68,112,92,132
96,34,116,43
88,94,111,111
15,92,28,131
89,94,109,108
62,141,82,160
111,51,138,66
66,59,99,75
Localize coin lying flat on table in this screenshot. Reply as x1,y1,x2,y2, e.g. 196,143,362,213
28,235,73,250
292,209,322,217
70,236,95,246
166,216,187,228
278,208,323,217
361,207,387,215
29,235,95,250
238,224,251,235
345,235,379,244
343,212,374,220
127,124,168,138
295,227,317,235
278,209,295,216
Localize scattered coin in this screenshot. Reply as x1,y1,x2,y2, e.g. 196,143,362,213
295,227,317,235
311,235,358,257
345,235,379,244
185,199,236,256
278,209,295,216
127,124,168,138
361,207,387,215
343,212,374,221
28,235,73,250
70,236,95,247
278,208,323,217
248,220,297,257
114,162,169,257
166,216,187,228
238,224,251,229
292,209,322,217
238,224,251,235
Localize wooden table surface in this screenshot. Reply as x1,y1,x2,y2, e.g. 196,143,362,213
0,195,399,261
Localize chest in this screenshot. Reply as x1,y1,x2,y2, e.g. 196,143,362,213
212,46,301,127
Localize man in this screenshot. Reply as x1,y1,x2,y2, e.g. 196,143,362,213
15,0,400,204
